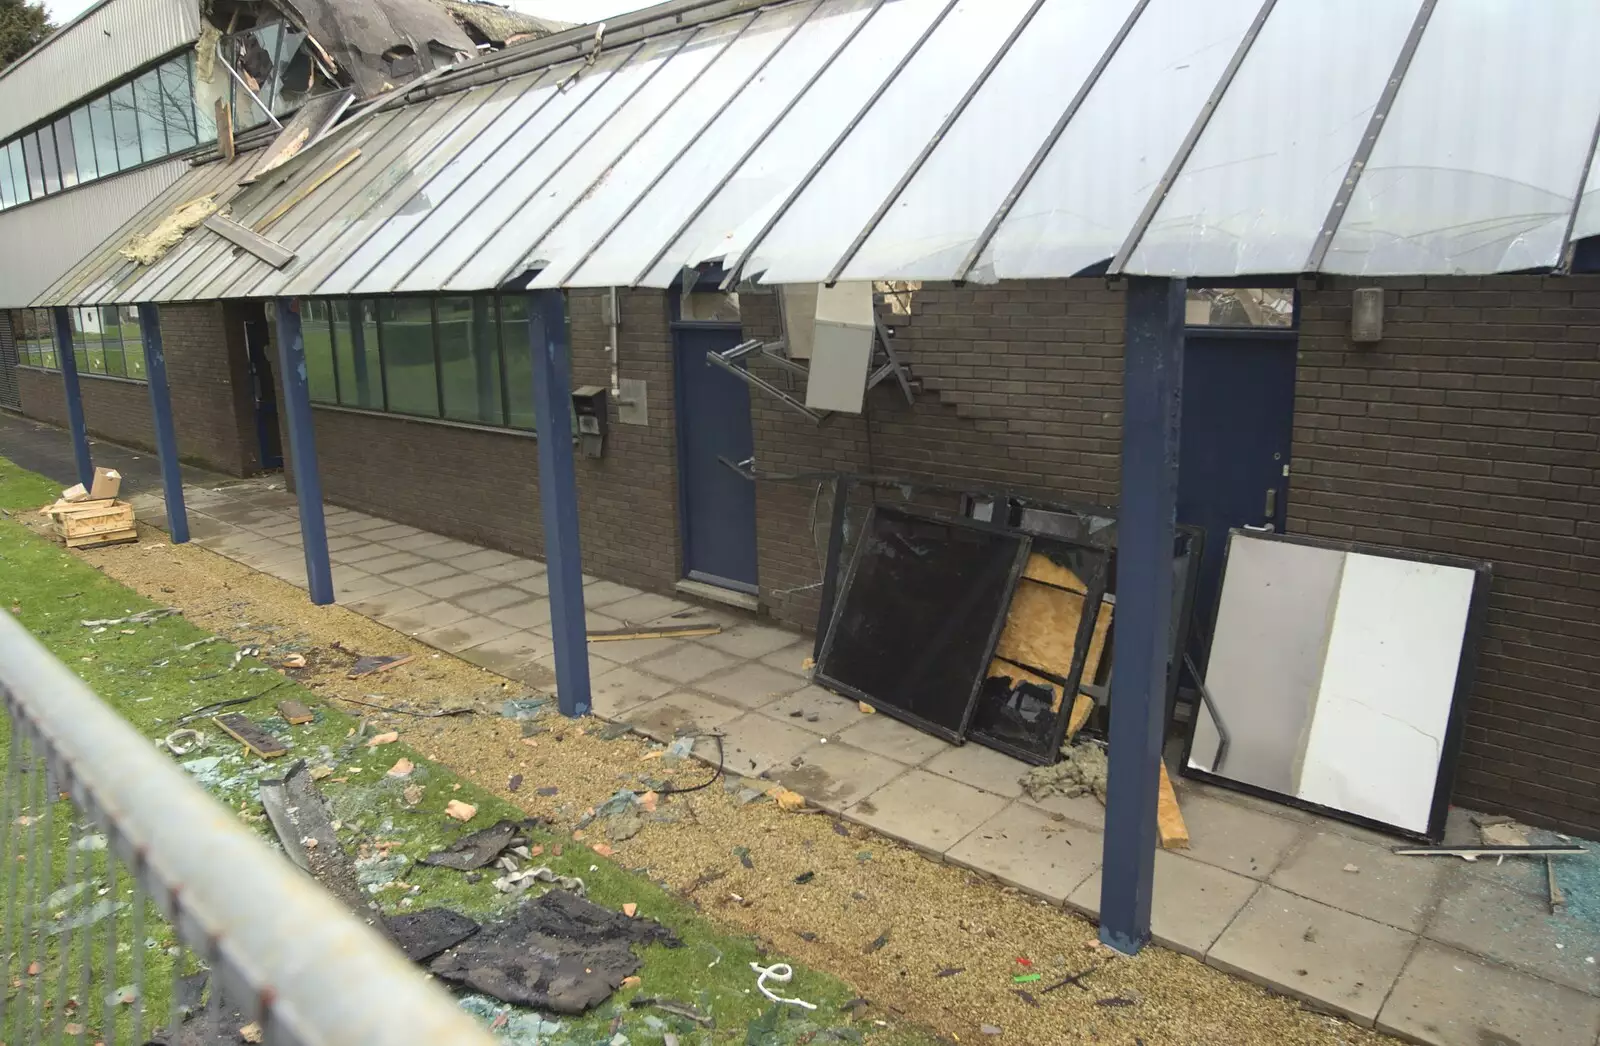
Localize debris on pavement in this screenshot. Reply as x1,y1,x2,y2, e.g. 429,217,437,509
428,890,680,1014
1343,863,1360,874
446,799,478,822
387,758,415,778
502,696,554,720
421,820,526,870
383,908,481,962
366,731,400,747
628,997,711,1025
1392,844,1586,860
863,929,889,953
258,761,389,936
337,695,476,718
1479,821,1531,848
212,713,289,759
281,653,308,669
163,728,204,755
750,962,817,1011
589,623,723,642
348,653,415,678
1021,741,1107,803
493,866,586,896
769,787,807,812
278,700,315,725
1548,856,1567,915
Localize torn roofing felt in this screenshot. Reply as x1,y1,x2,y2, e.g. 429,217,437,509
278,0,476,97
33,0,1600,308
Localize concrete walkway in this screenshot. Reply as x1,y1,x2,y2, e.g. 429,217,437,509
4,412,1598,1046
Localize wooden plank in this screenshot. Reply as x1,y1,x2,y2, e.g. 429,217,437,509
1158,763,1189,849
278,700,315,726
993,578,1088,710
1020,551,1087,592
589,623,723,642
213,713,289,758
1081,599,1114,685
255,148,361,232
66,529,138,550
1065,691,1095,741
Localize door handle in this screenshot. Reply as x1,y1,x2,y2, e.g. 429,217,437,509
1263,487,1277,518
1243,523,1276,534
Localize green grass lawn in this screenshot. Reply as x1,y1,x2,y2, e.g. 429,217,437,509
0,456,928,1045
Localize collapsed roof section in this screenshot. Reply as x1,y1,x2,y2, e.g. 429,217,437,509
35,0,1600,308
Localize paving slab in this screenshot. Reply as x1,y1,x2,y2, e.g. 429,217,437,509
448,548,519,571
1020,788,1108,831
415,539,487,560
416,573,498,600
1208,885,1416,1025
582,580,642,608
634,644,742,685
694,712,818,779
344,586,434,619
414,614,522,654
1377,940,1600,1046
1270,829,1446,933
489,600,555,630
333,515,394,535
700,624,804,660
325,533,373,552
455,587,533,615
453,630,556,676
757,643,815,677
1177,791,1305,880
384,531,455,553
475,559,547,583
532,610,623,638
329,544,388,566
848,769,1008,856
363,523,422,542
757,686,862,735
253,520,306,539
836,713,949,765
328,565,373,589
357,551,428,575
626,691,746,742
922,744,1029,799
581,635,681,664
588,666,679,719
763,741,910,812
1424,871,1600,994
1068,851,1260,957
606,592,695,624
696,662,807,710
382,560,463,587
945,801,1100,905
383,601,474,635
513,574,550,595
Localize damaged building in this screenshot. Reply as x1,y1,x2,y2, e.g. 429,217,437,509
2,0,1600,949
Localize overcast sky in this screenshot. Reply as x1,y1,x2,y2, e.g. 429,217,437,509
43,0,649,30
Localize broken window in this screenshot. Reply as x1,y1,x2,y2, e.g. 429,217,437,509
1184,287,1295,328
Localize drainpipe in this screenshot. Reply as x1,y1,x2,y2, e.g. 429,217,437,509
607,285,623,399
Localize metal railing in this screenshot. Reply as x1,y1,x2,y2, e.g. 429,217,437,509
0,611,498,1046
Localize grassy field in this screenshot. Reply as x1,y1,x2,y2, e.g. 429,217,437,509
0,456,929,1045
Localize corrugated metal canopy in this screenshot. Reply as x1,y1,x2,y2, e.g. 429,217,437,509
35,0,1600,307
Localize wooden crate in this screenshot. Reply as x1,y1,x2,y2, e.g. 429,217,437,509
55,501,137,549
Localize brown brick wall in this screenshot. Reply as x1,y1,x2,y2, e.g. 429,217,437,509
1291,276,1600,835
742,279,1124,630
278,290,684,593
14,303,259,476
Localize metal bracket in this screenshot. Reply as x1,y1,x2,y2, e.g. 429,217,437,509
705,320,915,423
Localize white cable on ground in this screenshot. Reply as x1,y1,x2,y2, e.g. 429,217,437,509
749,962,817,1011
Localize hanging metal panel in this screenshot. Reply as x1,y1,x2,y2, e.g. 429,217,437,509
521,4,813,289
1123,0,1423,277
562,0,875,289
642,0,948,287
975,0,1259,281
743,0,1035,284
453,17,754,292
1323,0,1600,275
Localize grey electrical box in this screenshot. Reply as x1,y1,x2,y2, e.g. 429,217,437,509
616,377,649,426
572,385,608,458
804,283,874,414
1351,287,1384,344
779,283,819,359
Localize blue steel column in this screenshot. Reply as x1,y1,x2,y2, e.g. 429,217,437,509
527,289,591,718
136,304,190,545
273,299,334,605
50,308,95,490
1099,276,1185,955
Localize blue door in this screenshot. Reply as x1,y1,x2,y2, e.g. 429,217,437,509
1178,330,1297,644
674,325,759,592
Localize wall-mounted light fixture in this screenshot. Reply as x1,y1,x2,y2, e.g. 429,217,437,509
1351,287,1384,344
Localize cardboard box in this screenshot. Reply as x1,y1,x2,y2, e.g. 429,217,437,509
89,467,122,501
